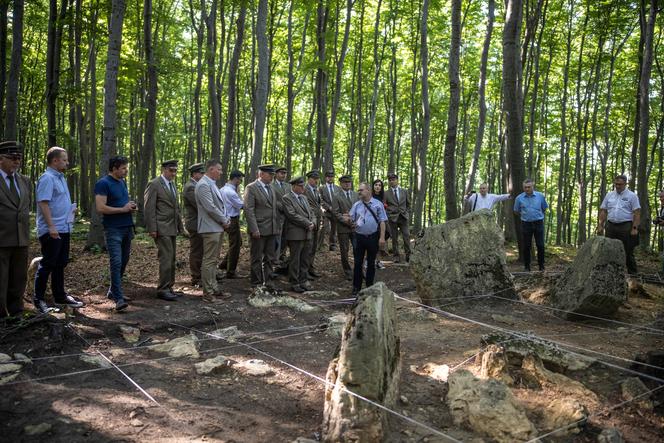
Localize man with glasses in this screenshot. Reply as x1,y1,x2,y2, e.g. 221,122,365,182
144,159,184,301
597,174,641,274
95,156,138,311
0,141,31,319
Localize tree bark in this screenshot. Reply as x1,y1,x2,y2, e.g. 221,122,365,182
46,0,68,148
414,0,430,231
4,0,23,141
249,0,269,177
203,0,220,161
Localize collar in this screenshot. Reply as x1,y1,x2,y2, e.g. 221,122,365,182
46,166,64,178
161,174,172,185
0,168,12,180
291,190,301,198
225,182,237,190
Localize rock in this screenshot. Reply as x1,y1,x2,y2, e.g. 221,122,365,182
491,314,516,325
0,353,12,363
597,428,624,443
130,418,144,427
481,332,596,372
248,285,319,313
24,423,52,436
479,345,513,385
0,363,22,375
325,314,348,337
400,395,409,405
80,354,112,369
521,354,598,403
195,355,234,375
210,326,242,343
119,325,141,343
620,377,654,411
291,438,318,443
303,290,340,299
322,282,401,443
541,398,587,436
630,351,664,382
13,353,32,364
409,210,516,305
549,236,627,318
447,370,537,443
235,359,273,377
398,306,438,322
422,363,450,382
151,334,199,359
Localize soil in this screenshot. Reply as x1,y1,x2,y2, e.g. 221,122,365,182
1,230,663,442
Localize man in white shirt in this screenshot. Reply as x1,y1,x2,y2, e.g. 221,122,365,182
219,170,245,278
464,183,511,212
597,174,641,274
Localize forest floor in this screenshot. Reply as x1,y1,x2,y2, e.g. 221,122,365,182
1,223,664,443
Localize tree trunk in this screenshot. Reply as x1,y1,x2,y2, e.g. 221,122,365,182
414,0,430,232
0,1,8,138
4,0,23,141
45,0,68,148
314,0,329,171
203,0,220,161
188,0,204,162
249,0,269,177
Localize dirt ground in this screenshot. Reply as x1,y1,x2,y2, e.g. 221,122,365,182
1,228,664,442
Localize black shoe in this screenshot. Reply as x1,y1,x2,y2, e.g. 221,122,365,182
524,266,531,272
115,299,129,311
107,290,131,302
309,270,321,278
55,294,85,309
538,266,545,272
34,299,59,314
291,285,305,293
157,291,178,301
393,256,401,263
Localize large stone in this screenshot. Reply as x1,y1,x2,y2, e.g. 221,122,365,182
549,236,627,318
447,369,537,443
540,398,588,436
322,282,401,443
409,210,515,305
195,355,234,375
152,334,199,359
479,344,513,385
521,354,598,403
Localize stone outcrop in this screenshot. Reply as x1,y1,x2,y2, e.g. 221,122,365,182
322,282,401,443
540,398,587,436
549,236,627,318
152,334,199,358
479,344,514,385
447,369,537,443
409,209,515,305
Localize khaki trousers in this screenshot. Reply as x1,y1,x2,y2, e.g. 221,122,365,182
288,239,312,285
220,217,242,274
201,232,222,295
249,234,277,285
155,235,176,292
338,232,353,274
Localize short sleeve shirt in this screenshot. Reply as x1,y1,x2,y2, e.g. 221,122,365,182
350,197,388,235
513,191,548,222
600,189,640,223
36,167,72,236
94,175,133,228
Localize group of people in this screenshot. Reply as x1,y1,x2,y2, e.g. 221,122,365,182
0,138,661,319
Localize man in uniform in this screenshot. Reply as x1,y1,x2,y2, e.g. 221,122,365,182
597,174,641,274
333,175,358,280
244,164,280,286
195,159,231,301
320,170,340,251
384,172,411,262
514,179,548,272
304,170,323,278
272,166,291,267
0,141,31,319
282,177,316,292
219,170,245,278
182,162,205,286
144,159,184,301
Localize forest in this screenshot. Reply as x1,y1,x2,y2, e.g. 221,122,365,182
2,0,663,248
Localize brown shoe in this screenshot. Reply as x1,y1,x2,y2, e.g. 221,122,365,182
213,291,232,298
202,294,215,303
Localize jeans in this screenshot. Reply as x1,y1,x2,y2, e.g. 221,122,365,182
34,233,70,302
105,226,133,301
521,220,545,270
353,231,379,293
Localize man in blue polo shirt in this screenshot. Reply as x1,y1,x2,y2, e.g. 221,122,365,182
347,182,387,296
34,147,84,313
94,156,137,311
514,179,548,271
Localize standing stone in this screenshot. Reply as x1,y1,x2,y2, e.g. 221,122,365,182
549,236,627,318
322,282,401,443
409,210,515,305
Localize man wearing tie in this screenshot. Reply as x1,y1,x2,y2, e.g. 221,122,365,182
144,159,185,301
384,172,412,263
333,175,358,280
319,170,340,251
282,176,316,292
305,170,323,278
272,166,291,267
244,164,280,286
0,141,31,319
182,162,205,286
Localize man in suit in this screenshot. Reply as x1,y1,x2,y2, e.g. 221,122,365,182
0,141,31,319
244,164,280,286
195,159,231,301
333,175,358,280
384,172,411,263
282,176,316,292
320,170,340,252
304,170,323,278
182,162,205,286
272,166,291,268
144,159,185,301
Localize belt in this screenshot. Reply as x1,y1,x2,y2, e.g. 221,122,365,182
230,215,240,219
521,219,543,224
355,231,379,238
607,220,631,225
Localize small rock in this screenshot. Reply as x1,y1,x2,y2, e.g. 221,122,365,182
13,353,32,364
303,290,340,299
491,314,516,325
80,354,112,369
235,359,273,377
248,286,319,312
620,377,654,411
119,325,141,343
151,334,199,359
130,418,144,427
195,355,234,375
0,363,22,375
400,395,409,405
210,326,242,343
479,344,513,385
24,423,52,436
0,353,12,363
597,428,624,443
422,363,450,382
129,407,145,419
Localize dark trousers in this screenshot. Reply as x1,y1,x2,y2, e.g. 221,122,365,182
309,227,320,273
323,214,337,248
34,233,70,301
220,216,242,274
606,221,638,274
338,232,354,274
521,220,545,270
353,231,379,293
288,239,312,285
0,246,28,317
389,216,411,258
249,234,277,285
155,235,176,292
105,226,133,301
188,231,203,282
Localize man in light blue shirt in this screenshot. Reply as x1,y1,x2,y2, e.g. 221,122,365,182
34,147,84,313
219,170,245,278
348,182,387,295
514,179,548,271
